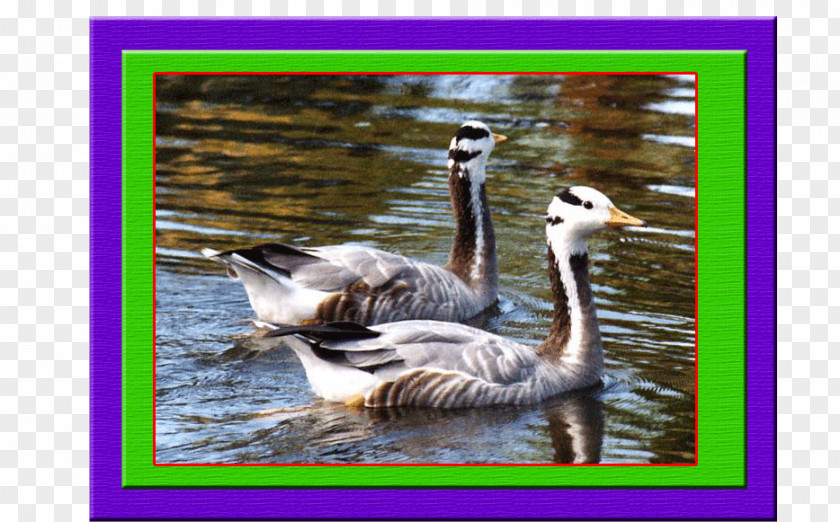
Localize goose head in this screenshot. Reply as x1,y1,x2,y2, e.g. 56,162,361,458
447,120,507,179
546,186,645,255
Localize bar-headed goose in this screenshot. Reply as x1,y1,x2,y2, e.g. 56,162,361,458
261,187,645,408
202,121,506,326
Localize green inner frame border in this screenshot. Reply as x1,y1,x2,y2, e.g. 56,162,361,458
124,51,745,488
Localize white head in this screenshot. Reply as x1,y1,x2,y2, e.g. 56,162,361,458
545,186,645,255
447,120,507,179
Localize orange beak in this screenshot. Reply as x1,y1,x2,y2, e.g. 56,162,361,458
606,206,645,227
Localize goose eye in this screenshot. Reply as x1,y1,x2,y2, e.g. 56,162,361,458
583,201,593,210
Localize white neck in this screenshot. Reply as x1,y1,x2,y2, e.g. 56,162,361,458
446,154,497,296
466,162,487,280
541,231,603,382
546,222,590,258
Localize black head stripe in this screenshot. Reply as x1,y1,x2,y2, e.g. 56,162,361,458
455,125,491,143
449,148,482,163
558,188,583,206
545,215,564,226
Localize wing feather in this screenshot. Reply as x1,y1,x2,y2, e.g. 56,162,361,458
303,321,541,386
205,242,493,324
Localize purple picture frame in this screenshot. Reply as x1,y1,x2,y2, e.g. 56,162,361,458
91,18,775,520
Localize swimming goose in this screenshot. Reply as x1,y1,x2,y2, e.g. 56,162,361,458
261,187,645,408
202,121,506,326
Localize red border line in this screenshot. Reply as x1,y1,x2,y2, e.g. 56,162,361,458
152,71,699,468
152,72,158,466
694,73,699,465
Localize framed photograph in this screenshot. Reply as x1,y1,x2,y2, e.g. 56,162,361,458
91,17,775,520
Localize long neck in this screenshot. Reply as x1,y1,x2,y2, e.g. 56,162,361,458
537,242,603,373
445,162,498,295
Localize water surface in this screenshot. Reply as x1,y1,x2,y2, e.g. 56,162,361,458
155,74,696,464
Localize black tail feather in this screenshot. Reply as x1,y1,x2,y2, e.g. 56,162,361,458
221,243,321,278
264,321,381,341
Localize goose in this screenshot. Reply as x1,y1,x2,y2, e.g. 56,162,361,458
202,121,507,326
260,187,645,408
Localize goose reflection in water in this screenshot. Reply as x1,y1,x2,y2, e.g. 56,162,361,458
350,392,605,465
542,392,604,464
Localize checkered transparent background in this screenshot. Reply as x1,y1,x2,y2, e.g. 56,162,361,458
0,1,823,521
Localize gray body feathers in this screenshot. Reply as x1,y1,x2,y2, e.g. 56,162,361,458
267,321,598,408
204,244,496,326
